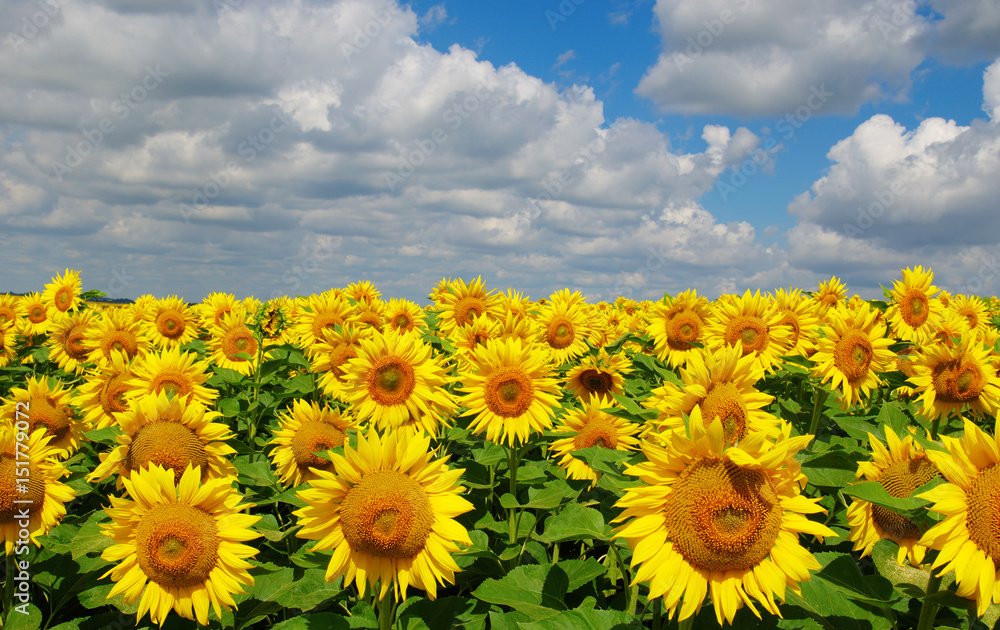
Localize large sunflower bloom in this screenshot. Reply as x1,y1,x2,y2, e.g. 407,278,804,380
0,294,24,330
384,298,425,335
126,347,218,407
0,376,86,458
613,408,834,625
99,464,260,626
536,296,592,366
46,310,95,374
435,277,502,337
342,329,456,434
645,290,713,368
810,303,895,410
42,268,82,314
705,290,792,373
143,296,199,349
292,292,357,349
0,429,76,554
207,311,262,376
72,349,136,430
294,429,473,601
909,336,1000,423
918,417,1000,616
550,403,640,488
564,348,631,406
459,337,561,447
846,426,939,567
949,295,991,341
314,324,371,401
771,288,821,358
19,292,50,336
268,400,355,488
887,266,943,345
85,308,151,368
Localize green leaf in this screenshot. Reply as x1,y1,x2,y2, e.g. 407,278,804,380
800,450,861,488
82,426,120,444
271,613,351,630
233,457,276,487
537,504,610,543
557,558,607,592
472,564,569,616
812,552,897,612
517,608,641,629
3,604,43,630
396,596,482,630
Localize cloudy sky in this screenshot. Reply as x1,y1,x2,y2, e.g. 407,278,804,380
2,0,1000,304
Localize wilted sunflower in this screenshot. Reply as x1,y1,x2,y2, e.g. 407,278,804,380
73,349,136,430
85,308,151,368
887,266,943,345
460,337,560,447
100,464,260,626
269,400,355,488
19,292,50,336
384,298,425,334
846,426,939,567
314,324,371,401
550,403,640,487
613,408,834,625
46,310,95,374
342,329,456,434
294,429,473,601
645,343,780,444
645,290,712,368
536,294,591,366
0,294,24,330
436,276,502,337
811,303,895,410
292,292,357,349
918,417,1000,617
909,336,1000,423
207,311,261,376
0,428,76,555
0,376,85,458
705,290,792,373
87,392,236,488
144,296,198,349
42,268,82,314
126,347,218,407
564,348,631,405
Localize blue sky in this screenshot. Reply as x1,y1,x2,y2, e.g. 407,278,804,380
2,0,1000,304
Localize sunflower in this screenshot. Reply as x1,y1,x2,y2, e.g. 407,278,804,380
345,280,382,306
909,336,1000,423
292,292,357,349
42,268,82,314
496,308,538,346
893,346,920,399
294,428,473,601
645,290,712,368
354,302,386,334
612,407,834,625
929,310,972,348
269,400,356,488
705,290,792,373
72,349,136,430
436,277,502,337
949,295,991,341
459,337,560,447
314,324,371,401
450,318,501,372
812,277,848,318
564,348,631,405
887,266,943,345
87,391,236,488
0,294,23,330
143,296,198,349
810,303,895,410
917,417,1000,617
771,288,821,358
384,298,425,335
254,297,294,346
19,292,51,336
536,296,591,366
0,429,76,554
342,329,456,435
99,464,260,626
645,343,780,444
85,308,151,368
126,347,218,407
550,403,640,487
499,289,532,323
0,376,85,458
207,311,261,376
846,426,939,567
197,292,240,329
0,326,16,368
46,310,95,374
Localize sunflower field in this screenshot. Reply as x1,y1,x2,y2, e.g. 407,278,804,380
3,268,1000,630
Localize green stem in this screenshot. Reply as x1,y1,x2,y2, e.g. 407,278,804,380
677,615,695,630
507,444,521,546
651,597,661,630
930,417,941,441
808,387,829,436
377,590,395,630
4,552,12,625
916,571,942,630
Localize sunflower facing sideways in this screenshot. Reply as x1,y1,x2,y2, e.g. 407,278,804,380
459,337,561,447
846,426,940,568
564,348,631,406
810,303,895,410
0,376,86,459
612,407,834,625
99,464,260,626
295,429,473,602
45,310,95,374
72,349,136,430
550,403,640,488
269,400,356,488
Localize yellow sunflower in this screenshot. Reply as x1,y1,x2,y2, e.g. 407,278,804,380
550,403,640,487
354,302,386,334
496,308,538,346
0,294,24,330
909,336,1000,423
929,310,972,348
99,464,260,626
949,295,991,341
87,391,236,488
645,290,712,369
436,277,502,337
564,348,631,405
0,428,76,554
0,325,16,368
269,400,356,488
19,292,51,336
846,426,939,567
314,324,371,401
705,290,792,373
126,347,218,407
771,288,821,358
0,376,85,458
384,298,425,335
42,268,82,314
46,310,95,374
143,296,198,349
342,329,456,434
812,276,848,318
613,407,834,625
84,308,151,368
292,292,357,349
294,428,473,601
207,311,262,376
645,343,780,444
810,303,895,410
499,289,532,323
918,417,1000,616
196,292,240,329
887,266,943,345
459,337,560,447
345,280,382,306
450,318,501,372
72,349,136,430
536,296,592,366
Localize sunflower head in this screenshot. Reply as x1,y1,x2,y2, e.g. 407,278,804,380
269,400,354,488
42,269,83,314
